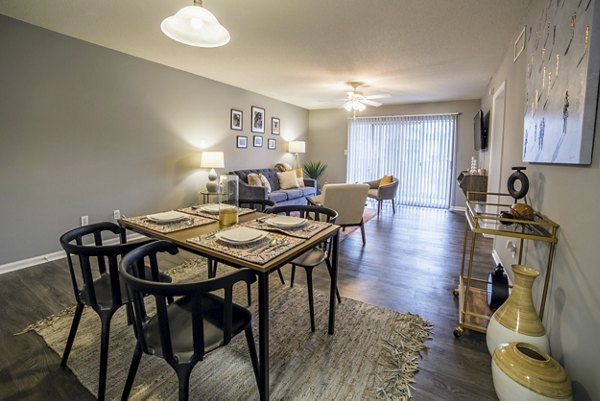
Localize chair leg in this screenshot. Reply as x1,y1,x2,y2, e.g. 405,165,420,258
121,343,143,401
377,200,382,216
246,282,252,307
176,365,194,401
305,267,316,332
276,268,285,285
325,258,342,304
98,316,112,401
392,199,396,214
290,265,296,287
360,220,366,246
61,302,84,367
244,326,260,388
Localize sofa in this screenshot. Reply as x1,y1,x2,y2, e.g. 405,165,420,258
231,168,317,206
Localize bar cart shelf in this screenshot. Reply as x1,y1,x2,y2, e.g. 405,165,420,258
454,192,559,337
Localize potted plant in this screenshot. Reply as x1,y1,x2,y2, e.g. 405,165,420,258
303,161,327,192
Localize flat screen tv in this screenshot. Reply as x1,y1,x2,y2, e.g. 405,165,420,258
474,109,489,151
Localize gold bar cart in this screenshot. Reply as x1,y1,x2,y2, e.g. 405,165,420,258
453,192,559,337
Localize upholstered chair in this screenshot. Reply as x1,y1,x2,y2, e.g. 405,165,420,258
310,183,369,245
364,177,399,216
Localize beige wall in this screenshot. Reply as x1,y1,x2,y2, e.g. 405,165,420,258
481,0,600,398
0,16,308,265
308,100,482,207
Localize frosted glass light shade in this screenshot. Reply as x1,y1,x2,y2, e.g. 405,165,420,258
288,141,306,154
161,5,230,47
200,151,225,168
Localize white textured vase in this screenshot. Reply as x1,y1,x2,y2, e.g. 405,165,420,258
492,342,572,401
486,265,549,355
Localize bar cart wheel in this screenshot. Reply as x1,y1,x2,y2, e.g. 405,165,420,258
453,326,464,338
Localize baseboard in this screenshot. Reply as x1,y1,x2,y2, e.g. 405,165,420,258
450,205,466,212
0,233,145,275
492,248,502,266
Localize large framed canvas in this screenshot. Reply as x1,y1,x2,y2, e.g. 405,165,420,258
523,0,599,164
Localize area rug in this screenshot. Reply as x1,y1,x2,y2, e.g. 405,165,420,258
339,208,378,242
20,259,432,400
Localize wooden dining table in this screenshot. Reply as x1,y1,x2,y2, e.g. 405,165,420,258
119,210,341,400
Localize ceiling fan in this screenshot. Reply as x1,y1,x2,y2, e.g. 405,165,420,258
341,81,391,117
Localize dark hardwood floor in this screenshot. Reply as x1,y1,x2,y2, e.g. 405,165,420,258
0,205,497,400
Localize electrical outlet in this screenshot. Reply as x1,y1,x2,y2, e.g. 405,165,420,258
113,209,121,220
80,215,89,226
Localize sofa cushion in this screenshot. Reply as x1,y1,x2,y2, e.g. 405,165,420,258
284,188,304,199
268,191,288,203
247,173,262,187
258,173,272,193
294,168,305,187
277,170,300,189
301,186,317,197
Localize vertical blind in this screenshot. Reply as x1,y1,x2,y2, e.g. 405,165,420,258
347,114,457,209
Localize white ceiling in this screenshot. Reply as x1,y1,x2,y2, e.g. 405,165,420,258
0,0,532,110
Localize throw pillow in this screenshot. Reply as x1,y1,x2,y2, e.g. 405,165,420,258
277,170,300,189
247,173,262,187
380,175,393,186
295,168,305,187
258,173,272,193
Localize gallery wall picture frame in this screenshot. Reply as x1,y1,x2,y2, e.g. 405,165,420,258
268,138,276,150
237,135,248,149
522,0,600,165
230,109,243,131
271,117,280,135
251,106,265,133
253,135,263,147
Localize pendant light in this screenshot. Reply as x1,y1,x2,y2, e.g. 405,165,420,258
161,0,230,47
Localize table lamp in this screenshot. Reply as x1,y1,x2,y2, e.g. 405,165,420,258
288,141,305,168
200,151,225,192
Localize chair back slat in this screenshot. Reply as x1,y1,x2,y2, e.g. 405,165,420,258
119,241,256,366
59,222,153,312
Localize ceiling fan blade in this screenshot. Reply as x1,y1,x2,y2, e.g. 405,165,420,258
364,94,391,100
361,99,382,107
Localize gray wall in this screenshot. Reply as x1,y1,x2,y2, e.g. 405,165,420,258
0,16,308,265
481,0,599,398
307,100,482,207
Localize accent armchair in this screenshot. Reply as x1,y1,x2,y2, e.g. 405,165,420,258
365,177,399,216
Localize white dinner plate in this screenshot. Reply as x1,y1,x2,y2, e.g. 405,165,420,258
215,227,267,244
199,204,221,214
147,210,188,223
266,216,307,228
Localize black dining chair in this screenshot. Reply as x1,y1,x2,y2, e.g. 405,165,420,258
267,205,341,332
59,222,171,401
119,240,260,401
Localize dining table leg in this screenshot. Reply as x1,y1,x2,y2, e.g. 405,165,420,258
257,271,269,400
328,231,339,335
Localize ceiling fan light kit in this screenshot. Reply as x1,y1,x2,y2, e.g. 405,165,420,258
341,81,389,118
161,0,230,47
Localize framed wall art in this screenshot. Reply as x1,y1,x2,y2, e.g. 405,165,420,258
230,109,243,131
251,106,265,133
268,138,277,150
236,135,248,149
271,117,280,135
253,135,263,147
522,0,599,164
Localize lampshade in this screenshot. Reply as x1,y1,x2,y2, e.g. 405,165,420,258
288,141,306,154
161,1,230,48
200,151,225,168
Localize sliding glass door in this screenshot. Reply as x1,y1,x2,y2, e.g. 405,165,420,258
347,114,457,209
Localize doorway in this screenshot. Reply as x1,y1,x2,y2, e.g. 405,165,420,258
487,81,506,215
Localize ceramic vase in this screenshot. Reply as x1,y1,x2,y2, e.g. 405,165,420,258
492,342,572,401
486,264,549,355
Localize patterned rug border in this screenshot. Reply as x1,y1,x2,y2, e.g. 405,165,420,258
17,258,433,400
